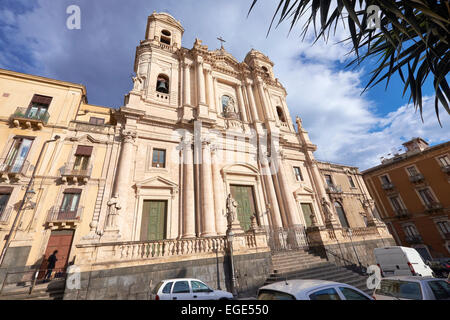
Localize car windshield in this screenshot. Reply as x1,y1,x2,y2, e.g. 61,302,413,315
152,281,164,294
376,280,423,300
258,289,296,300
427,281,450,300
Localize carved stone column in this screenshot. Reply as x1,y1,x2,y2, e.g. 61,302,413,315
256,77,273,121
276,152,301,226
103,129,137,239
206,68,216,112
197,57,206,105
211,145,226,235
183,62,191,105
200,139,217,236
260,152,283,229
182,139,196,238
245,81,259,122
237,85,248,122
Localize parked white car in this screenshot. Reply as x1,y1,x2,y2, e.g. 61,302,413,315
257,280,373,300
150,278,233,300
373,276,450,300
374,246,434,277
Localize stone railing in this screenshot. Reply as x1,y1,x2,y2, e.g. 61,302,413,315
75,231,269,268
341,227,379,238
117,237,228,261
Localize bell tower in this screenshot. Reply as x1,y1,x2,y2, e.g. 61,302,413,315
127,12,184,110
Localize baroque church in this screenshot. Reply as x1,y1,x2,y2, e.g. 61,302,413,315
0,12,394,299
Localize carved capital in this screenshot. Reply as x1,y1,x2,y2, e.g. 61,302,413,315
122,129,137,143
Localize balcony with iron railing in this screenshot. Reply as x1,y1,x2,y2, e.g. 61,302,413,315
381,182,395,190
326,184,343,193
10,107,50,129
0,159,30,180
424,202,443,214
0,206,13,225
394,208,411,219
46,206,83,225
405,234,424,245
60,163,92,183
409,173,425,183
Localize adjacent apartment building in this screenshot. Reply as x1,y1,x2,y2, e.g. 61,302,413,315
362,138,450,260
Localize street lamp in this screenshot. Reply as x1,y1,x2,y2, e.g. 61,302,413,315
226,230,238,298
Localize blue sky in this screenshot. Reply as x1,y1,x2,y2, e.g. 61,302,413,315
0,0,448,169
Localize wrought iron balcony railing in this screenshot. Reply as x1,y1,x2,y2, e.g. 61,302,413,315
394,208,411,219
424,202,443,213
11,107,50,126
405,234,424,245
326,184,343,193
441,165,450,174
0,159,30,176
381,182,395,190
0,206,13,224
46,206,83,223
409,173,424,183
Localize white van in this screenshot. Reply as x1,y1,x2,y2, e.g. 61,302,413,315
374,246,434,277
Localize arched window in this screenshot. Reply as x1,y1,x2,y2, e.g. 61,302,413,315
276,106,286,122
160,29,171,45
156,74,169,94
334,201,350,229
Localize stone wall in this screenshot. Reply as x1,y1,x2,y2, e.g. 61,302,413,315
311,237,396,268
63,251,272,300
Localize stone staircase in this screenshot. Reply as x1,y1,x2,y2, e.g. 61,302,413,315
266,249,372,295
0,279,65,300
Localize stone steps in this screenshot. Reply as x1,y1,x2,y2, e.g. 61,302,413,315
268,250,372,296
0,279,65,300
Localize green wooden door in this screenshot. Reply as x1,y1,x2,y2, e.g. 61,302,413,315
301,203,313,228
230,185,256,231
140,200,167,241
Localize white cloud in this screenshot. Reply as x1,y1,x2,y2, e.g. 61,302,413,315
0,0,448,171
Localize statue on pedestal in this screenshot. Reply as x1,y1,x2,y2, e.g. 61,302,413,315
226,193,238,228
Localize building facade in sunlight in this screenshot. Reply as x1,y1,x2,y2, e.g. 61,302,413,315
0,12,393,299
363,138,450,259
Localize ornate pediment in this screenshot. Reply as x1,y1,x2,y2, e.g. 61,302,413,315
222,163,260,177
294,185,314,195
67,134,106,144
135,176,179,198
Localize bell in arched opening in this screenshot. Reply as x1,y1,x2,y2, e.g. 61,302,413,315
156,75,169,94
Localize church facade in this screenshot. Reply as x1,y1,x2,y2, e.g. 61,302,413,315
0,12,394,299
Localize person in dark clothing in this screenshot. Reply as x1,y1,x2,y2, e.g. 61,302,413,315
44,250,58,281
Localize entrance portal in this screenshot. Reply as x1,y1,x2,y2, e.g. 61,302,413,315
230,185,257,232
39,229,74,279
140,200,167,241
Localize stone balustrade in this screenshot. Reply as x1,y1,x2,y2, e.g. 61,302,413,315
75,230,269,271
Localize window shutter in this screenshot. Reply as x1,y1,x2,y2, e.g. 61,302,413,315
63,188,82,194
75,145,93,156
31,94,52,105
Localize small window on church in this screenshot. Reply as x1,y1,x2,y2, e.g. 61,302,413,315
160,30,171,45
156,74,169,94
276,106,286,122
222,95,231,113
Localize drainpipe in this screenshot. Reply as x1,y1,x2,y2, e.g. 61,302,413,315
0,135,61,266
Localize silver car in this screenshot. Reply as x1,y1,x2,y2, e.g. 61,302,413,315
373,276,450,300
151,278,234,300
257,279,373,300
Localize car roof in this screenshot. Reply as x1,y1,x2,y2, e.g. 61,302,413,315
380,276,437,281
160,278,203,282
259,279,345,296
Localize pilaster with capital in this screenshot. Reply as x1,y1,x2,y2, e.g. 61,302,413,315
183,61,192,106
211,145,227,235
182,138,196,238
200,138,217,236
244,80,259,122
277,151,301,226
